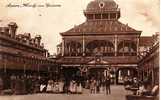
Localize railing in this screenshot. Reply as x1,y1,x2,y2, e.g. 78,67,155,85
63,52,137,57
117,52,137,56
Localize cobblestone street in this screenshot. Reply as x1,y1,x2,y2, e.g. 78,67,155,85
0,85,128,100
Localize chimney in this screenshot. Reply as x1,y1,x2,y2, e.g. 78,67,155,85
35,35,41,46
24,33,31,45
8,22,18,38
31,38,35,45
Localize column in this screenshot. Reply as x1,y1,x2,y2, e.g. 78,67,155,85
4,57,7,73
115,13,117,19
128,70,130,76
75,43,78,56
137,37,139,56
108,13,110,20
123,40,125,56
114,35,117,56
118,70,121,82
82,33,85,56
67,45,69,56
105,46,107,54
103,46,106,55
114,67,117,85
37,63,40,75
129,42,132,55
24,63,26,75
68,43,70,56
62,38,65,56
93,14,95,20
152,60,154,86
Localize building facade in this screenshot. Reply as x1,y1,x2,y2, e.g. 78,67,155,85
138,33,159,87
56,0,153,84
0,22,54,77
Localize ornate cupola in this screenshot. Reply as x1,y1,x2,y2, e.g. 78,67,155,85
84,0,120,21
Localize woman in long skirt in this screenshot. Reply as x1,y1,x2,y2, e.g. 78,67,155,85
46,79,54,93
90,78,96,94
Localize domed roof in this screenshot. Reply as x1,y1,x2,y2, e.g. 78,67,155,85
85,0,118,12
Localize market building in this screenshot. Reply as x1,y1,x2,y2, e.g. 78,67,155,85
138,33,159,87
0,22,54,78
56,0,156,84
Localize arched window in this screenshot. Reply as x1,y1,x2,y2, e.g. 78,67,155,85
110,13,116,19
87,14,94,20
102,13,109,19
118,40,137,56
95,14,101,19
65,41,82,56
86,40,114,56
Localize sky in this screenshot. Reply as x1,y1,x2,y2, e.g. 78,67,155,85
0,0,160,54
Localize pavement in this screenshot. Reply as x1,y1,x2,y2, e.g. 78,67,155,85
0,85,129,100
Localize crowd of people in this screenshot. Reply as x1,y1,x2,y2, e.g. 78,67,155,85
123,75,157,96
44,79,82,94
42,75,112,95
0,74,112,95
88,76,111,94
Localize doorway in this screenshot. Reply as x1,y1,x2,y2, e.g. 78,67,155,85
62,67,80,80
89,68,107,79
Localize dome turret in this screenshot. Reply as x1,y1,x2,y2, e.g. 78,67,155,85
84,0,120,20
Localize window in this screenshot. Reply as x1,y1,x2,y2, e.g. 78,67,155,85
95,14,101,19
87,14,94,20
102,14,109,19
110,13,116,19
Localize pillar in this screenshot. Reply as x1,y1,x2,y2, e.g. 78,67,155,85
152,60,154,86
114,35,117,56
137,37,139,56
4,57,7,73
93,14,95,20
123,40,125,56
82,33,85,56
108,13,110,20
116,13,117,19
118,70,121,83
37,63,40,74
129,41,132,55
105,46,107,53
69,44,71,56
128,70,130,76
23,64,26,75
114,67,117,85
103,46,106,54
75,43,77,56
92,14,94,20
62,38,65,56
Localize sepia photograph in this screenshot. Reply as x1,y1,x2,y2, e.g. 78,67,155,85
0,0,160,100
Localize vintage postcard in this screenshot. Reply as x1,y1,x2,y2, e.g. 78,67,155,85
0,0,159,100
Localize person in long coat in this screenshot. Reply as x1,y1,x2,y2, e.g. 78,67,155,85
0,76,3,94
105,76,111,95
